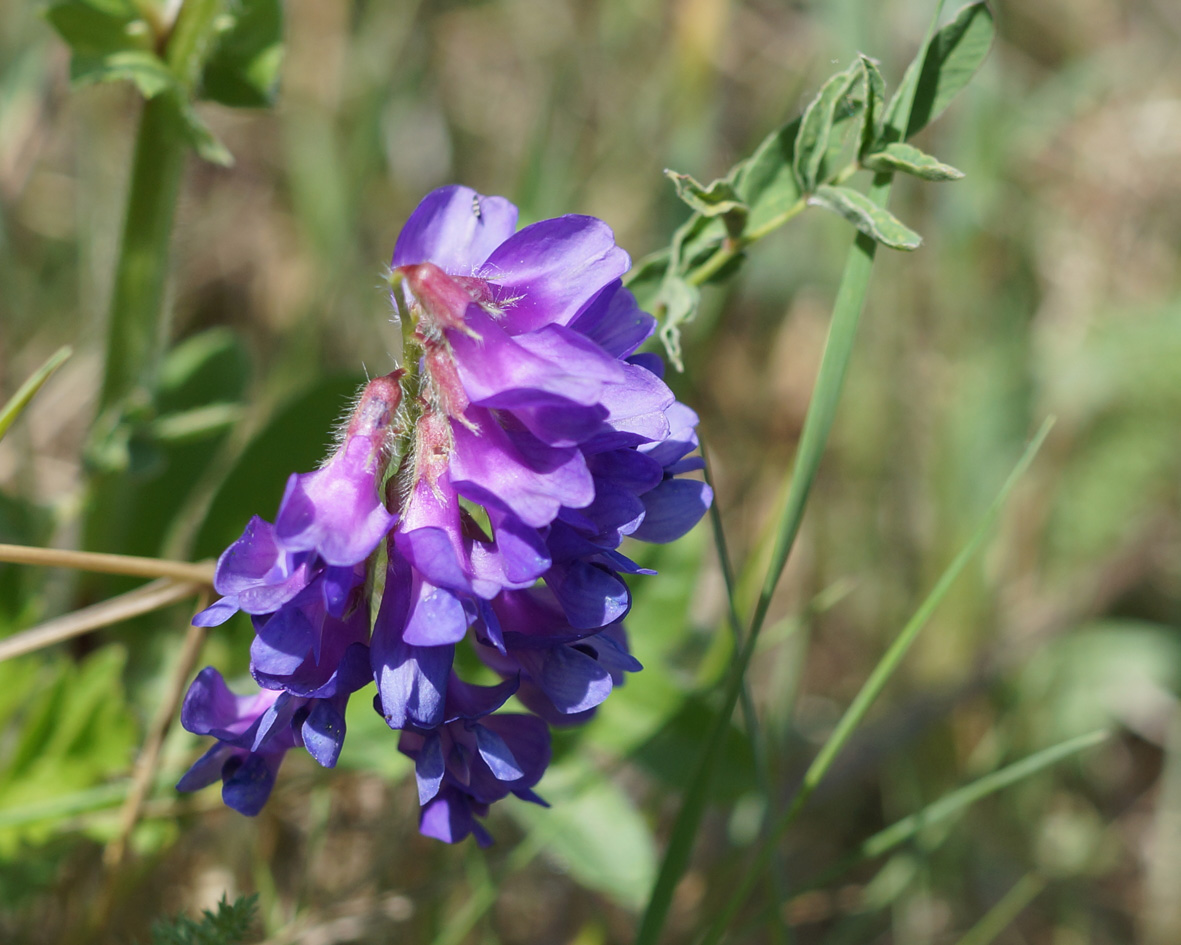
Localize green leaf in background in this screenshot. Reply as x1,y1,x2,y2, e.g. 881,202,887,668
664,171,748,237
632,696,757,803
43,0,151,59
157,328,251,413
70,48,176,98
148,404,245,444
511,759,657,912
807,184,922,250
793,60,864,194
201,0,284,108
0,346,70,444
884,1,996,142
0,648,138,853
862,141,965,180
83,329,250,566
1019,622,1181,744
176,99,235,166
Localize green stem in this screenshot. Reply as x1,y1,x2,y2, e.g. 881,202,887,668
701,445,790,943
97,0,226,413
85,0,228,566
164,0,225,84
97,98,187,412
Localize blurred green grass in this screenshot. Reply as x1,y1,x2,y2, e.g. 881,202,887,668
2,0,1181,942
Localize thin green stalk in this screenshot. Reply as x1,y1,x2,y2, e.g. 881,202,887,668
697,420,1056,945
163,0,226,87
701,446,764,764
701,443,789,944
954,873,1047,945
810,730,1105,893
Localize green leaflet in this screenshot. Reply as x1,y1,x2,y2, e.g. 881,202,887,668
149,893,259,945
793,60,864,193
177,98,234,166
884,1,996,143
862,141,965,180
665,170,748,231
655,274,700,373
807,184,923,250
859,54,888,158
734,116,802,234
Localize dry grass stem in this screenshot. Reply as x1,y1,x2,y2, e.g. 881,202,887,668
0,542,215,585
0,578,204,663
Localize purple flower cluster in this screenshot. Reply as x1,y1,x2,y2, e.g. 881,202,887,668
179,186,712,844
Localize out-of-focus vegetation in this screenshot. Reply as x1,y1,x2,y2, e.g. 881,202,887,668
1,0,1180,942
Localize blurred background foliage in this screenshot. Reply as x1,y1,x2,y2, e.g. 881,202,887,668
1,0,1180,942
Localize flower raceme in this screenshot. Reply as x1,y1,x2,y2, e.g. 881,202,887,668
179,185,712,844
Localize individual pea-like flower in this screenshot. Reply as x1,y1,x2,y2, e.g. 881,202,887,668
474,590,642,726
396,674,550,846
177,642,371,815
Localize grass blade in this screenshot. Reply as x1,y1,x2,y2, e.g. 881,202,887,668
834,730,1106,881
697,418,1055,944
954,872,1048,945
0,345,72,443
777,418,1053,824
